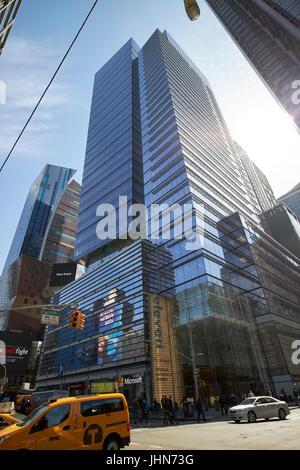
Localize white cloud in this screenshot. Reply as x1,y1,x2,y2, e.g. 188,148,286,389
0,36,76,160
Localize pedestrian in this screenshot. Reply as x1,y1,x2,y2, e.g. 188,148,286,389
166,397,175,424
140,397,149,424
195,397,206,423
219,395,228,416
267,389,273,397
248,390,255,398
292,386,298,405
133,398,139,424
279,388,287,402
152,398,159,415
230,392,237,406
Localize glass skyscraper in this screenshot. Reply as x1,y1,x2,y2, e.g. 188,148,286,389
74,39,144,265
37,30,300,404
3,164,77,273
206,0,300,132
278,182,300,220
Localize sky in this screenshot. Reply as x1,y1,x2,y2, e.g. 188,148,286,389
0,0,299,272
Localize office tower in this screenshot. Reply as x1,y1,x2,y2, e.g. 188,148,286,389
260,203,300,258
235,142,276,213
37,30,300,401
3,164,79,273
206,0,300,132
0,0,23,55
40,179,81,265
278,182,300,220
74,39,144,266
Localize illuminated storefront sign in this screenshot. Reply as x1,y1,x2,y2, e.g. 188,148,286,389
91,382,116,394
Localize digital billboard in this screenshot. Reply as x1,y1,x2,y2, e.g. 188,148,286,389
0,331,32,375
50,263,86,287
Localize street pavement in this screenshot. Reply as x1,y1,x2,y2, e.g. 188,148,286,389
126,407,300,450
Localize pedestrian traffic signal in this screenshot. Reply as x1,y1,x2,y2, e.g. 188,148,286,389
78,313,86,330
69,310,81,329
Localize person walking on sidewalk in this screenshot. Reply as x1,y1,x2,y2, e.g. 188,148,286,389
140,397,149,424
196,397,207,423
133,398,139,425
219,395,228,416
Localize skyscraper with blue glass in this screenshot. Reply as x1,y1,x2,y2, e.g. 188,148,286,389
3,164,77,272
74,39,144,265
37,30,300,404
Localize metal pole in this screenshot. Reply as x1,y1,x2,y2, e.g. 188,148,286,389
187,322,199,401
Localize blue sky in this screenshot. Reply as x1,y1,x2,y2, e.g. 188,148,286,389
0,0,299,272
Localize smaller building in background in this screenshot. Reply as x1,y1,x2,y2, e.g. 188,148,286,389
259,203,300,259
278,182,300,222
0,0,23,55
3,164,80,273
235,142,276,214
41,179,81,265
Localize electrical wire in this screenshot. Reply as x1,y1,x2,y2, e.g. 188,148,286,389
0,0,100,173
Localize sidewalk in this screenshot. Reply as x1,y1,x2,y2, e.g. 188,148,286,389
130,403,300,429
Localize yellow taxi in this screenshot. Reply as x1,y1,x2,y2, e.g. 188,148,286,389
0,413,25,429
0,393,130,450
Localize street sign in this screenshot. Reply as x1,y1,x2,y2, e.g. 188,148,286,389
193,371,199,377
41,311,60,325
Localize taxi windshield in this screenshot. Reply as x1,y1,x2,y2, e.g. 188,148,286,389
16,404,49,427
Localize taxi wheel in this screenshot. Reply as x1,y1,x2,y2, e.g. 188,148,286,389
234,420,240,424
247,411,256,423
104,437,120,450
279,409,286,420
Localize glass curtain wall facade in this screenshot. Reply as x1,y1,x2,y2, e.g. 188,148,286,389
278,182,300,220
3,164,76,273
40,179,81,264
74,39,144,265
38,30,300,405
138,30,271,402
206,0,300,132
234,142,276,213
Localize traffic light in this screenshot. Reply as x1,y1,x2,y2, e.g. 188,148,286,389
145,342,149,355
69,310,80,329
77,313,86,330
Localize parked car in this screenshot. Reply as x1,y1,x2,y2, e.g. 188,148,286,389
228,396,290,423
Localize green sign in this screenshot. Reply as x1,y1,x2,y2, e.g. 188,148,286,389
41,311,60,325
91,382,115,394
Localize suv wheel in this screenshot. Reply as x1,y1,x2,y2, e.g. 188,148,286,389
247,411,256,423
104,438,120,450
279,408,286,420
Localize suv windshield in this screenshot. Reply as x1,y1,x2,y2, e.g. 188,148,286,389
16,404,49,427
239,398,256,405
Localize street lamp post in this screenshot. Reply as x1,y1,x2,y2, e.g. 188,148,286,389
184,0,200,21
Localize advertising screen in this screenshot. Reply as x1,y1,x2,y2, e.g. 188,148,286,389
50,262,77,287
0,331,32,375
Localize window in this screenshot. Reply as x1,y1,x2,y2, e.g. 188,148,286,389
0,417,8,427
81,398,124,417
30,404,70,434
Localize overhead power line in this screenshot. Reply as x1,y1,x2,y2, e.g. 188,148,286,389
0,0,100,173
